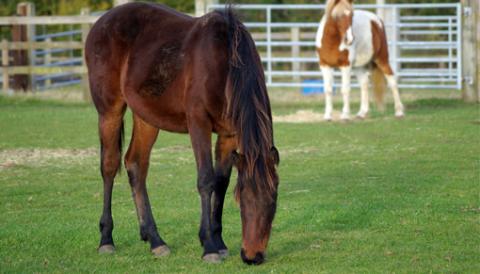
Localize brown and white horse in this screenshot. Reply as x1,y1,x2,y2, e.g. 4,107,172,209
316,0,404,120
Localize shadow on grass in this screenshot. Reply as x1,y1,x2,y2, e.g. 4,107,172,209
406,98,466,110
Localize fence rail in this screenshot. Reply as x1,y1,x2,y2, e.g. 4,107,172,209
0,6,92,97
210,3,462,90
0,16,97,25
0,3,464,97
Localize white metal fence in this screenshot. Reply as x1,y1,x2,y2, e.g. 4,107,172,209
210,3,462,90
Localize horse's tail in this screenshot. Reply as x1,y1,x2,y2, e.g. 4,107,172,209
220,7,276,201
371,64,386,112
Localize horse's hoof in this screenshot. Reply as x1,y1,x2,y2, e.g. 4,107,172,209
152,245,171,257
340,113,350,121
324,115,332,121
98,244,115,254
219,249,229,259
202,253,222,263
356,114,366,120
395,112,405,118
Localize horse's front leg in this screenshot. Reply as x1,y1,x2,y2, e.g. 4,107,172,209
188,114,221,263
321,66,334,121
211,135,237,258
124,115,170,257
340,66,352,120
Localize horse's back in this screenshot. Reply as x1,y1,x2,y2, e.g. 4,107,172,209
85,3,195,129
86,2,193,68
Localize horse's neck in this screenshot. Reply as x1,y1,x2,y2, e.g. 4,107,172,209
322,16,342,46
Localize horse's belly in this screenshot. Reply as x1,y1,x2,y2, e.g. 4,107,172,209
352,41,374,67
124,85,189,133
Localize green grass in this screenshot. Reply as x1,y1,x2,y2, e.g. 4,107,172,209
0,94,479,273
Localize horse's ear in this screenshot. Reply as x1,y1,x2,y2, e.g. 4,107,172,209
270,146,280,166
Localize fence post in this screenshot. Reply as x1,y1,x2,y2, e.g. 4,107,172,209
266,7,272,85
114,0,131,6
45,37,52,87
195,0,218,16
25,3,36,92
461,0,479,102
391,6,400,75
12,2,35,92
81,7,92,102
376,0,386,21
291,27,300,82
2,39,9,93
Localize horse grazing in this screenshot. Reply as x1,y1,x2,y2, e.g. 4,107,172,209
316,0,404,120
85,3,279,265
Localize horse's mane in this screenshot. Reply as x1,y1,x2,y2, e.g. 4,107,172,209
326,0,353,19
216,7,276,201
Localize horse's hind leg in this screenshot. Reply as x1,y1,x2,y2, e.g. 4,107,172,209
211,135,237,258
340,66,352,120
124,115,170,257
355,69,370,119
375,61,404,117
97,105,126,253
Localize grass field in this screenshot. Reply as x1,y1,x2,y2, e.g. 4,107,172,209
0,92,479,273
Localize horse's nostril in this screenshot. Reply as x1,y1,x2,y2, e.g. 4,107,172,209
241,249,265,265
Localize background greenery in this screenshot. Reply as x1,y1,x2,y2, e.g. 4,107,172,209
0,0,461,15
0,91,478,273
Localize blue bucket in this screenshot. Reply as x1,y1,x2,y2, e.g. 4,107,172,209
301,79,324,95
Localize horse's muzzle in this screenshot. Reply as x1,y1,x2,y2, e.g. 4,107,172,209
241,248,265,265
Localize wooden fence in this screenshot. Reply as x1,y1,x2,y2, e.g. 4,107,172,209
0,9,304,102
3,2,476,102
0,6,96,100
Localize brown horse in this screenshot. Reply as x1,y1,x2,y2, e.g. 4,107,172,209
85,3,279,265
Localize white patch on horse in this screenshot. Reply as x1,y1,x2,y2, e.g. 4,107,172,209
350,10,381,67
315,16,327,49
339,26,354,51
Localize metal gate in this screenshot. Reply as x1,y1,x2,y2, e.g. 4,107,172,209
209,3,462,90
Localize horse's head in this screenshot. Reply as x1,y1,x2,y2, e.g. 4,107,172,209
232,146,279,265
329,0,354,50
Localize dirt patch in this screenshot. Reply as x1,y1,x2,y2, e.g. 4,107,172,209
0,148,97,169
273,109,344,123
0,146,194,170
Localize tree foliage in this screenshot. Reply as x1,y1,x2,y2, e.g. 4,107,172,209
0,0,460,16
